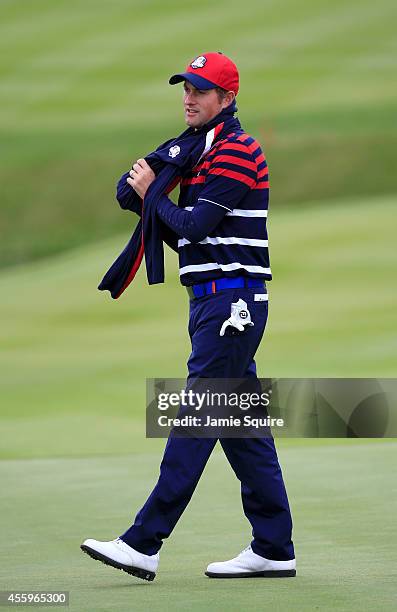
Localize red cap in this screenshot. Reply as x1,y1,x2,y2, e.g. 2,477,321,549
169,52,239,95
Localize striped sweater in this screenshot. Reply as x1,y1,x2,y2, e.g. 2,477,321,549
172,130,271,286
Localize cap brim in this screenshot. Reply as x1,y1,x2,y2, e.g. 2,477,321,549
169,72,217,90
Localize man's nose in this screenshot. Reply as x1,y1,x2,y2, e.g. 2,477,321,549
184,91,195,105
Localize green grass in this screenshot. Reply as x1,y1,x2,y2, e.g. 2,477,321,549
0,194,396,459
1,442,396,611
1,0,396,266
0,197,396,610
1,3,397,609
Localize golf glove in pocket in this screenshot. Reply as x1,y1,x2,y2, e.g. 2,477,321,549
219,299,254,337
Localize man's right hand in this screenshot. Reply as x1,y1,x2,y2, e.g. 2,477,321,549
127,158,155,199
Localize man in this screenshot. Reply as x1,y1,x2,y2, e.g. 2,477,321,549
81,52,296,581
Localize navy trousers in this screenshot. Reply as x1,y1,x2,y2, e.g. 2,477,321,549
121,286,295,561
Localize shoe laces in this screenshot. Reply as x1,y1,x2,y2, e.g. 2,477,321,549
238,545,252,556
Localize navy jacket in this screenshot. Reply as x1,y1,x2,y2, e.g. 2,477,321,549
98,104,240,299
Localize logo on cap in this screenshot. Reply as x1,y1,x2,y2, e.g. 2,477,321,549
168,145,180,158
190,56,207,69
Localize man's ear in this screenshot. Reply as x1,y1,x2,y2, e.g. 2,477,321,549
222,91,235,109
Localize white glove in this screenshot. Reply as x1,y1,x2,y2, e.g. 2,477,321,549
219,299,254,337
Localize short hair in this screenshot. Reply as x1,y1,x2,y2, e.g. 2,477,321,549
215,86,229,102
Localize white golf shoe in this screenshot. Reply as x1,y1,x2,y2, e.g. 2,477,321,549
81,537,159,581
205,545,296,578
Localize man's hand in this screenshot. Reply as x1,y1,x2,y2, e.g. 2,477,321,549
127,158,155,199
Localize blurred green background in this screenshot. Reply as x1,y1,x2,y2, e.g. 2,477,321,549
1,1,396,610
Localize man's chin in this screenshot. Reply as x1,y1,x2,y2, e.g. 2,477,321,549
185,115,203,128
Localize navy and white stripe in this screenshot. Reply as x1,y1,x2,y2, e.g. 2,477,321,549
177,131,271,286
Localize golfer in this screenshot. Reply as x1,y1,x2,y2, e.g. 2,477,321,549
81,52,296,581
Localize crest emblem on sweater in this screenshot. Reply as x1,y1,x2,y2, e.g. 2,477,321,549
168,145,180,158
190,56,207,69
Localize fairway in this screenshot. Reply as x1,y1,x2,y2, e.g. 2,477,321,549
1,191,396,610
1,0,397,609
1,442,396,611
0,195,396,459
1,0,396,266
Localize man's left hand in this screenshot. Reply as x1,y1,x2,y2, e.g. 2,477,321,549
127,158,155,199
